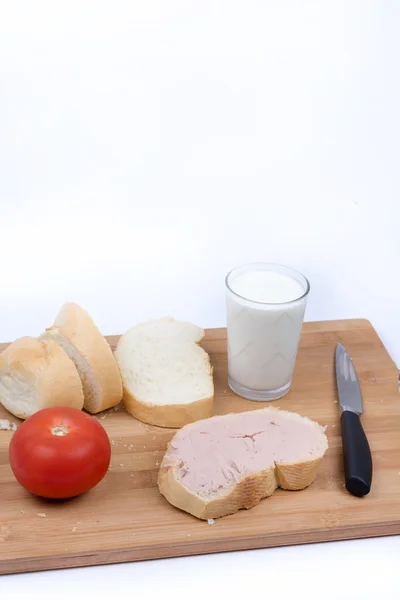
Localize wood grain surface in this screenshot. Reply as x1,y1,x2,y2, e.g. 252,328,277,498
0,319,399,575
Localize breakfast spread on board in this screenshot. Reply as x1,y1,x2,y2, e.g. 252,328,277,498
0,301,328,521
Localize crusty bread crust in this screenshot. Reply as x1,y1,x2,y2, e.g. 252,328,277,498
0,337,84,419
158,454,325,520
122,390,214,428
157,408,328,519
158,460,275,519
45,302,122,413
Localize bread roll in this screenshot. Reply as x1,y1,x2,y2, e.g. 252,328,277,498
42,302,122,413
0,337,84,419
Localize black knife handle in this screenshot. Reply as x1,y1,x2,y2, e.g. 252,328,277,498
340,410,372,497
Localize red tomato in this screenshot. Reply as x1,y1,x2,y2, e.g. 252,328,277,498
9,407,111,499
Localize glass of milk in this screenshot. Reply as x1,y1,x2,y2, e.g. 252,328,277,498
225,262,310,401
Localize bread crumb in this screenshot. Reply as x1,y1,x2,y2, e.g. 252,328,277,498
188,534,191,537
156,461,160,466
208,519,215,525
111,440,117,446
333,400,338,404
72,526,77,532
0,419,17,431
132,533,135,536
20,510,25,514
100,415,106,420
130,473,134,477
37,513,47,518
119,463,124,467
331,424,336,428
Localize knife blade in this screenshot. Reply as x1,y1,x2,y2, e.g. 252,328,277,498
335,343,373,497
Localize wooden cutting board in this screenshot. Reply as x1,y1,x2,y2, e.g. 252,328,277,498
0,318,399,575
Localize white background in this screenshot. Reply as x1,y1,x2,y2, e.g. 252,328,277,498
0,1,399,598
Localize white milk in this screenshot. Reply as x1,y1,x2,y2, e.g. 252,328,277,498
226,264,309,400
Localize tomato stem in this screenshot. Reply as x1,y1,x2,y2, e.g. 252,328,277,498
51,425,69,436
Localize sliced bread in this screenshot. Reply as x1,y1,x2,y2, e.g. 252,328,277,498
0,336,84,419
115,317,214,428
158,407,328,519
42,302,123,413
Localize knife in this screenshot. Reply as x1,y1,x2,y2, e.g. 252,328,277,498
335,343,373,497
